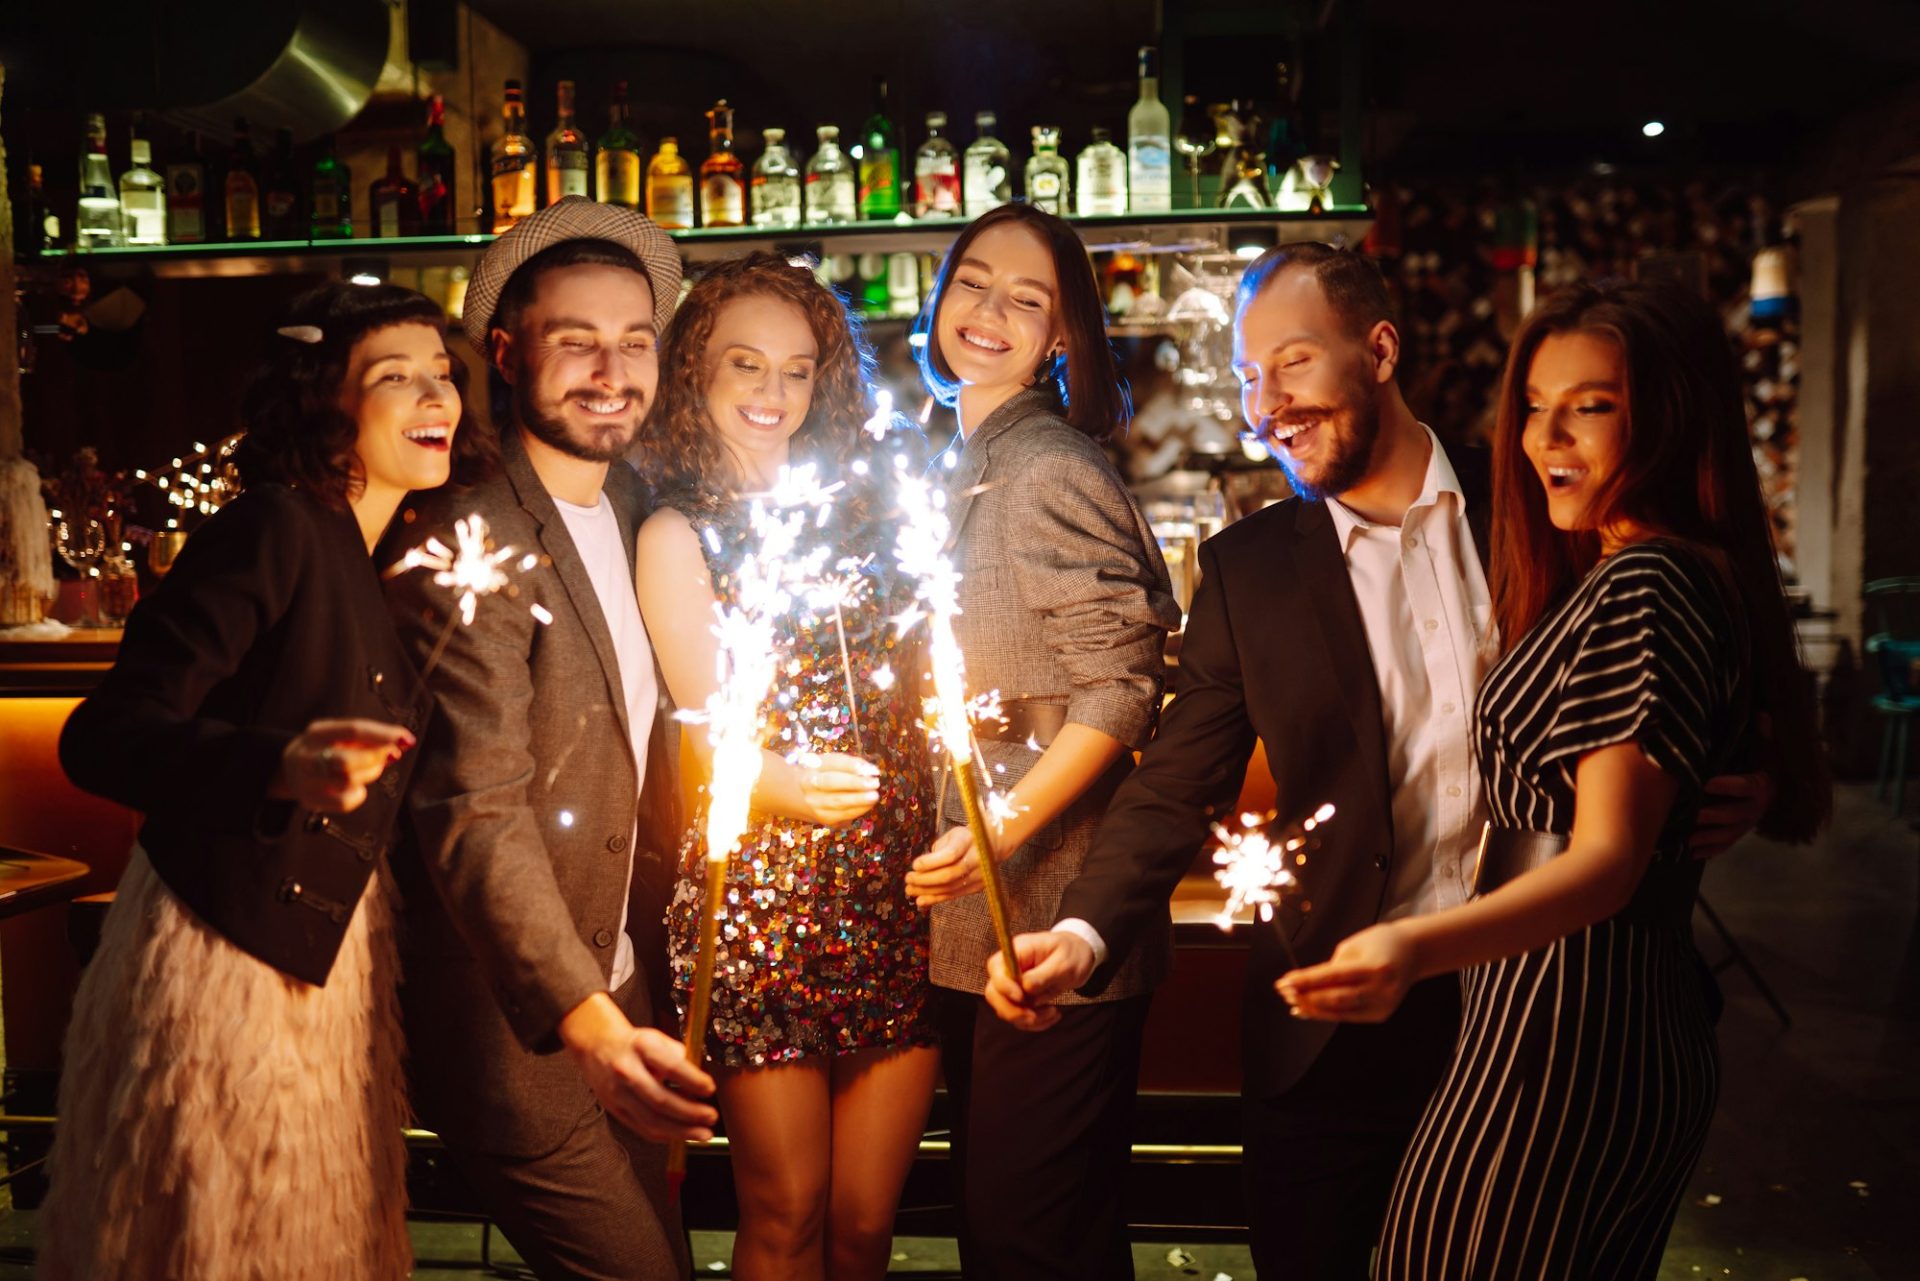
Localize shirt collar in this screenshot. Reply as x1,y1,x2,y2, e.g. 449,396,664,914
1325,424,1462,553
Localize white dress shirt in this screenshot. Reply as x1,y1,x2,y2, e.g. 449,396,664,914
1056,426,1493,966
554,492,657,994
1325,427,1492,920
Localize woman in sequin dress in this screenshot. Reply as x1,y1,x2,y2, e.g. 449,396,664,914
632,253,939,1281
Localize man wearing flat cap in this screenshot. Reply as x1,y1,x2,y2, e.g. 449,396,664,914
383,197,709,1279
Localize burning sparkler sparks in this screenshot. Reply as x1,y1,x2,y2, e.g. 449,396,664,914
386,513,546,682
1209,803,1335,960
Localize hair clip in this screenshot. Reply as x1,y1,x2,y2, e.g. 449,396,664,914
276,325,324,344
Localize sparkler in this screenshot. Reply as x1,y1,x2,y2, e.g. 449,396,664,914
385,513,545,683
891,463,1023,989
668,465,841,1198
1209,802,1335,968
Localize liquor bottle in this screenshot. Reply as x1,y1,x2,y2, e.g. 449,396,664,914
260,128,302,240
76,114,122,249
1025,125,1069,216
858,77,901,220
699,99,746,228
310,135,352,239
595,79,643,209
750,127,802,229
645,137,694,230
962,111,1011,217
1076,127,1127,216
370,144,420,237
490,79,537,233
118,137,167,245
886,251,920,317
223,117,261,242
165,133,212,244
418,93,458,233
1127,45,1172,213
546,79,590,205
26,163,62,254
804,124,856,225
912,111,961,218
1262,61,1305,194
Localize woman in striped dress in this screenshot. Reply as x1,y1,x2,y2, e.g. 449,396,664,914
1277,279,1829,1280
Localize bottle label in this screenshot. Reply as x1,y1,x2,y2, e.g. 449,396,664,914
553,151,590,199
492,164,536,223
963,153,1010,216
378,199,401,238
859,155,897,215
599,152,639,204
914,160,961,215
313,184,341,219
806,172,857,222
167,166,205,240
701,174,745,226
1031,171,1063,210
266,190,297,220
649,177,694,228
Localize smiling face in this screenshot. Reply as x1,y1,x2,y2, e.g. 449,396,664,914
340,321,460,498
496,261,657,463
934,221,1062,398
1521,329,1632,541
701,293,818,484
1231,266,1386,501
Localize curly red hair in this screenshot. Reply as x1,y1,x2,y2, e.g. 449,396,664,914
633,253,877,496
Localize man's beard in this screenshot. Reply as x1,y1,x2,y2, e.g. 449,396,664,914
511,362,647,465
1264,372,1383,503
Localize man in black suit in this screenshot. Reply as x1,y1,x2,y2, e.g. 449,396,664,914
984,243,1768,1278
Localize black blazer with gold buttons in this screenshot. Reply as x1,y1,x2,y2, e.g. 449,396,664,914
60,484,422,987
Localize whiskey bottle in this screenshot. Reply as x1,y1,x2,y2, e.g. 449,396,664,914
1127,46,1172,213
596,80,643,209
858,77,901,220
26,163,63,254
805,124,856,225
310,135,352,239
260,128,303,239
370,145,421,237
222,117,261,242
962,111,1011,218
491,79,538,233
912,111,960,218
699,99,746,228
1076,127,1127,216
646,137,694,230
546,79,590,205
118,137,167,245
751,127,802,229
418,94,458,233
1025,125,1069,216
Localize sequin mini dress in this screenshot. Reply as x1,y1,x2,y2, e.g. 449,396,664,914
664,490,938,1067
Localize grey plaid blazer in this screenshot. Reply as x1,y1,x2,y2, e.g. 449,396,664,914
932,387,1180,1002
381,432,682,1156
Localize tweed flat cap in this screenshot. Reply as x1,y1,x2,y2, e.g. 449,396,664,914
461,196,683,349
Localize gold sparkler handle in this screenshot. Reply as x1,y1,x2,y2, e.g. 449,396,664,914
949,755,1022,993
665,850,729,1191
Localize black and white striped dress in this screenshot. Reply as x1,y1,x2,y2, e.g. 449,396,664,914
1375,540,1744,1281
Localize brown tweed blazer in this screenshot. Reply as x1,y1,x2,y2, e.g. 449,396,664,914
931,387,1180,1002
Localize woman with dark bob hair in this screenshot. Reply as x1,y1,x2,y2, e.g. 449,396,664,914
632,252,939,1280
40,281,487,1280
1280,278,1830,1279
902,203,1180,1277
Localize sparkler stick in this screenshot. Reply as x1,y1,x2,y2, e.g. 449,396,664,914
385,513,547,685
667,466,840,1200
892,466,1022,989
1208,802,1335,970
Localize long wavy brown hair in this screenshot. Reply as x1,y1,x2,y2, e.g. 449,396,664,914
1489,278,1830,842
632,252,878,497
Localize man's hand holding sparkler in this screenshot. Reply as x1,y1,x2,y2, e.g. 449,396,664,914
558,992,718,1144
981,931,1097,1032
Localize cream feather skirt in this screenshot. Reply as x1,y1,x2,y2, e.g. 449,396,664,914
35,845,409,1280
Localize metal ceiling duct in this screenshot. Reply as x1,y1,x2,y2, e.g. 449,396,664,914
158,0,392,144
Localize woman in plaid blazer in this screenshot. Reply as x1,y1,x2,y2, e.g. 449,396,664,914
903,204,1180,1280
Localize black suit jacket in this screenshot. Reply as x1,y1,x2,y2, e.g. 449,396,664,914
60,485,423,986
1056,442,1489,1098
381,432,683,1157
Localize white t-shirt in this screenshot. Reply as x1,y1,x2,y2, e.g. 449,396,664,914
553,491,657,994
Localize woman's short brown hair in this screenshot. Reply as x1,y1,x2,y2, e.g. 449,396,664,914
235,282,493,505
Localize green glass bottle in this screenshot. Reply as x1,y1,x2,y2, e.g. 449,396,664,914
858,76,901,220
418,94,458,233
310,135,353,239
